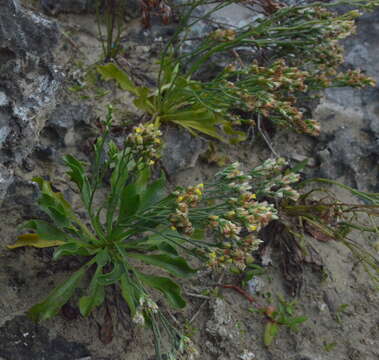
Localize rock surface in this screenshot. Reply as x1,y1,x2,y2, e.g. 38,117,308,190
162,125,207,176
314,9,379,191
0,0,62,202
0,316,90,360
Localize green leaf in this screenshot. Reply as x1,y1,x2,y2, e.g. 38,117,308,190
138,176,166,212
33,177,73,213
157,242,178,255
53,242,92,260
28,264,89,321
64,155,91,208
95,249,110,266
166,108,226,142
118,183,140,222
287,316,308,328
120,273,140,317
7,233,65,249
64,155,86,188
37,195,71,228
79,265,105,317
32,178,74,228
222,122,247,144
20,220,68,242
128,253,196,278
97,262,124,285
264,321,279,346
136,272,186,309
133,87,155,114
97,63,138,95
135,167,151,193
123,229,179,252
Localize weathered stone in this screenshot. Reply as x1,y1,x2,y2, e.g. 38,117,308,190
44,103,94,147
40,0,140,19
0,0,62,202
205,298,241,358
41,0,88,14
0,316,90,360
0,165,13,203
161,126,207,176
314,8,379,191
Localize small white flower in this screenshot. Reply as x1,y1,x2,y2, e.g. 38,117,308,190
132,311,145,326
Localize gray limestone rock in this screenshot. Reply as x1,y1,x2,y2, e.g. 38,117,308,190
0,0,62,202
40,0,89,15
162,126,207,176
314,8,379,191
40,0,140,19
44,103,94,147
0,316,90,360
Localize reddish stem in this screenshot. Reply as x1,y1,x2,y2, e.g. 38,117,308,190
220,284,256,303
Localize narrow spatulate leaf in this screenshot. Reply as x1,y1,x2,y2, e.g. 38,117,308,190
20,220,68,241
97,63,138,95
120,273,141,317
79,265,105,317
128,253,196,278
136,272,186,309
28,264,88,322
7,233,65,249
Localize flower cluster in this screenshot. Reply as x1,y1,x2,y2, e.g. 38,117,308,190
209,216,242,240
212,59,326,135
250,158,301,201
126,123,162,165
206,187,278,270
132,295,159,327
207,234,263,271
169,184,204,235
215,162,252,193
227,194,279,231
211,28,236,41
167,336,199,360
335,69,376,88
251,157,287,175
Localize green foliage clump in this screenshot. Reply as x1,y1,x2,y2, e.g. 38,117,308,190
97,0,377,142
263,295,307,346
11,122,379,355
12,109,299,358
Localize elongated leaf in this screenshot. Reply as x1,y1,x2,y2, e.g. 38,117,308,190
287,316,308,328
138,176,166,212
264,321,279,346
28,264,88,321
135,167,151,193
64,155,92,208
7,233,65,249
118,183,140,222
133,87,155,114
97,63,138,95
128,253,196,278
32,178,75,228
53,242,92,260
64,155,86,189
222,122,247,144
33,177,73,214
20,220,68,241
157,242,178,255
79,265,105,317
97,262,124,285
125,228,182,252
120,273,140,317
136,272,186,309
